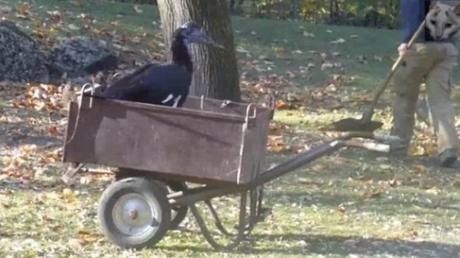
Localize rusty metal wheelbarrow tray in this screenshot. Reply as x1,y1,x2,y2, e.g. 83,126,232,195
62,94,273,185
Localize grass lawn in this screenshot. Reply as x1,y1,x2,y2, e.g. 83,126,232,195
1,1,460,257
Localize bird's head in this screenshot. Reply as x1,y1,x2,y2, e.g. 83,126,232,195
178,22,224,48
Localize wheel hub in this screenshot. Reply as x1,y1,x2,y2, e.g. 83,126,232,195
112,193,160,236
129,209,138,220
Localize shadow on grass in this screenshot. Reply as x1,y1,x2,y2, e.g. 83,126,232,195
162,233,460,257
264,189,458,214
0,120,61,148
248,233,460,257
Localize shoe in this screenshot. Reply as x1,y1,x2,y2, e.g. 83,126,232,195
439,148,458,168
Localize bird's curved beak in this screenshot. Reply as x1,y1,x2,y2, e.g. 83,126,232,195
206,38,224,49
190,30,224,49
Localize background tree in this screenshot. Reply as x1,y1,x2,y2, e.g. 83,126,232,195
290,0,300,20
157,0,241,101
116,0,401,28
229,0,246,14
329,0,340,23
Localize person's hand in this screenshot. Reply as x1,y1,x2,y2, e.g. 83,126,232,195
398,43,408,57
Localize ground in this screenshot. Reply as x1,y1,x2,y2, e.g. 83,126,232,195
1,1,460,258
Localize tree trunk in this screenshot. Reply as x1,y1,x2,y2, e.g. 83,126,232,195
230,0,245,14
290,0,300,20
230,0,236,13
237,0,245,11
157,0,241,101
250,0,256,14
329,0,339,23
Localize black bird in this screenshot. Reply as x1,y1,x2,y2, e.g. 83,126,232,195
101,22,222,107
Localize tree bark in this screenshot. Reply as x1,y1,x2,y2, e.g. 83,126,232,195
290,0,300,20
329,0,339,23
229,0,245,14
157,0,241,101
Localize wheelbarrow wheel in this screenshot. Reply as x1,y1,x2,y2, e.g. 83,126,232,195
98,177,171,249
167,182,188,229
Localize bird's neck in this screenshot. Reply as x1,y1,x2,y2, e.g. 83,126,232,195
171,36,193,72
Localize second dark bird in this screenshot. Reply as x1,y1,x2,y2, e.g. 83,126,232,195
101,22,223,107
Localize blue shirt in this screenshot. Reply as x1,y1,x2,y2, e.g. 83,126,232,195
401,0,433,42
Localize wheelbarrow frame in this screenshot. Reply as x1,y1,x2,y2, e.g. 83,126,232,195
63,91,273,185
62,88,399,250
165,131,395,250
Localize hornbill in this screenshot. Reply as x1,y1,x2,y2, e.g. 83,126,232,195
100,22,222,107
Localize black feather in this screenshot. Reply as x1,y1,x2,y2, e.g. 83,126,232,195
99,22,214,108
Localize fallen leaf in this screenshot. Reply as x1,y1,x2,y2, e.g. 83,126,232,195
292,49,303,55
274,47,286,57
374,55,383,62
307,63,316,69
413,164,428,175
68,24,80,31
357,55,368,64
321,63,334,70
331,38,346,44
0,6,13,13
453,176,460,187
48,126,61,136
425,187,440,195
61,188,78,203
77,229,100,244
16,2,31,16
303,32,315,38
275,100,288,110
336,204,346,214
364,190,383,199
133,5,143,14
267,135,288,153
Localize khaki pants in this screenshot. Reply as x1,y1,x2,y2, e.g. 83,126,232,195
391,42,459,155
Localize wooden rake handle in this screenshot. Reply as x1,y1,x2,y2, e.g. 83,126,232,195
361,20,426,122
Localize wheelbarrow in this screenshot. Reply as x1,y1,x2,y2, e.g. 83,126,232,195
62,85,400,250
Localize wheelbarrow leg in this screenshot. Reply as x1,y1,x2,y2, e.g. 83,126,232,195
190,191,248,250
252,186,271,228
62,163,85,185
204,199,234,237
202,186,269,238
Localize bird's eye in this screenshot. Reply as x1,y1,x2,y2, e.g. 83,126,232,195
445,23,453,28
431,20,437,26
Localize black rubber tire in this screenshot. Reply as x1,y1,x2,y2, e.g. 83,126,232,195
114,169,187,229
98,177,171,249
167,182,188,229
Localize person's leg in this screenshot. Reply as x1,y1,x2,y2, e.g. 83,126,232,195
426,43,459,167
390,44,432,154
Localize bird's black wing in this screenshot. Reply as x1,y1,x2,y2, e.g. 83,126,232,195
138,65,192,106
102,63,159,99
102,64,192,106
